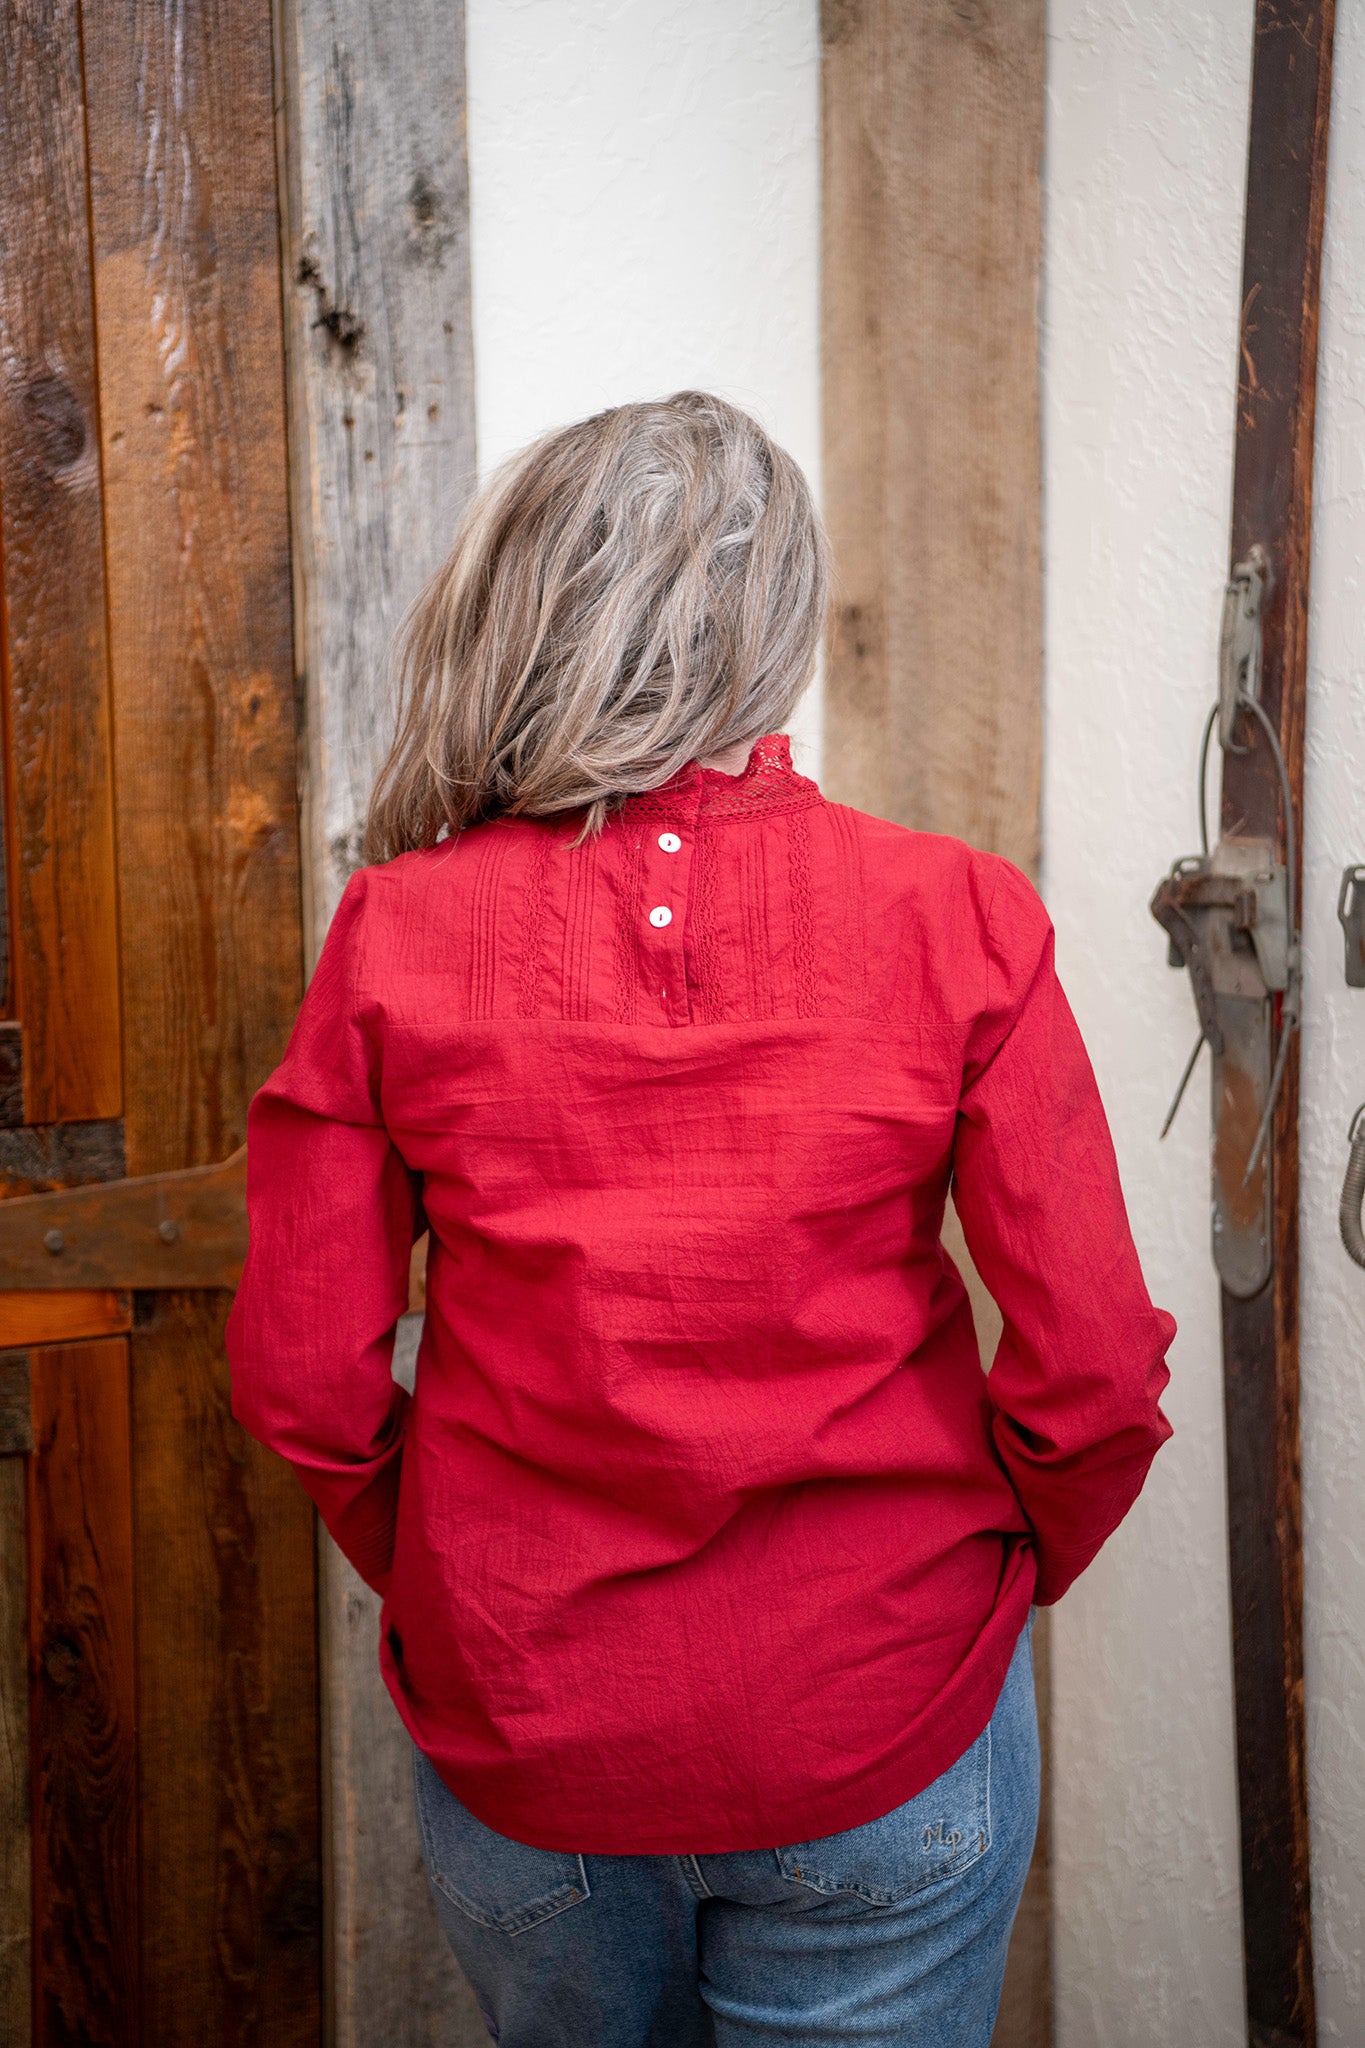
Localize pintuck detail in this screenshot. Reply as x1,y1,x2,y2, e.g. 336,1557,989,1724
469,826,512,1021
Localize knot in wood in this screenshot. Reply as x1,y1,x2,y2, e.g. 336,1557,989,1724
19,371,87,475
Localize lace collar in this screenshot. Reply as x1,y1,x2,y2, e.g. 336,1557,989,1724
620,734,821,822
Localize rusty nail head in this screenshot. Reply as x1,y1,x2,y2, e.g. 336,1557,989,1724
43,1229,64,1255
158,1218,180,1244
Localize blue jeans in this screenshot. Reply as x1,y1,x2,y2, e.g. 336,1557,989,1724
412,1620,1039,2046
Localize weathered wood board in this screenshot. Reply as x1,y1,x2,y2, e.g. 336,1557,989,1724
27,1339,139,2046
0,1356,30,2048
1217,4,1333,2037
821,4,1049,2040
131,1292,319,2042
0,0,127,2023
0,1293,129,1351
275,0,479,949
821,0,1044,877
83,0,304,1182
274,0,482,2037
0,0,121,1126
80,0,321,2036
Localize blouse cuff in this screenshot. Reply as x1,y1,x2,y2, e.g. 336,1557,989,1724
298,1426,406,1596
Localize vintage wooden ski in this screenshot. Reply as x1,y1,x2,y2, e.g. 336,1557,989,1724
1151,5,1333,2042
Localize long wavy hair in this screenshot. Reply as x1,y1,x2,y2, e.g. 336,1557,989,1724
362,391,828,857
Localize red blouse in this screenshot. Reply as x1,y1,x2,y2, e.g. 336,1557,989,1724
226,735,1173,1854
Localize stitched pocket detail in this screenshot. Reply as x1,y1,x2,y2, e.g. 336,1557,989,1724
775,1720,992,1905
412,1748,591,1936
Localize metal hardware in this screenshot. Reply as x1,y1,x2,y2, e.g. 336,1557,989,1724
0,1147,246,1290
1337,864,1365,987
1335,873,1365,1268
1151,550,1301,1299
1340,1106,1365,1268
1218,548,1266,749
1152,838,1293,1296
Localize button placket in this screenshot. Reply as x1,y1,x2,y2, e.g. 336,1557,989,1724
638,794,699,1025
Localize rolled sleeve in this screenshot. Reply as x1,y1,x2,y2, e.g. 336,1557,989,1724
951,857,1175,1605
226,871,419,1595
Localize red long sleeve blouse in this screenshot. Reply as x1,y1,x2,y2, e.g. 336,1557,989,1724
226,734,1173,1854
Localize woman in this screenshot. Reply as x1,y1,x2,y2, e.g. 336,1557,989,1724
228,391,1173,2046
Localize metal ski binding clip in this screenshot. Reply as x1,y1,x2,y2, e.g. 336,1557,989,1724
1150,548,1301,1298
1337,863,1365,987
1336,863,1365,1267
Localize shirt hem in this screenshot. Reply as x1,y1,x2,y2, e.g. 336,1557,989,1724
384,1563,1035,1857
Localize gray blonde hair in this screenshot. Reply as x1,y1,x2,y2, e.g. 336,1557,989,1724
363,391,828,856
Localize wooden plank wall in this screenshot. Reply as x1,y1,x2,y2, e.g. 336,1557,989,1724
0,6,129,2036
0,1352,32,2048
79,0,321,2037
27,1340,139,2047
273,0,482,2038
130,1295,319,2041
0,0,122,1131
821,3,1049,2042
821,0,1044,875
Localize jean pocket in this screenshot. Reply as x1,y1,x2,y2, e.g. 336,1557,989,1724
775,1720,992,1904
412,1747,591,1936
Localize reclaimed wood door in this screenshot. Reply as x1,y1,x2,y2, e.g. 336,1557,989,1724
0,2,320,2041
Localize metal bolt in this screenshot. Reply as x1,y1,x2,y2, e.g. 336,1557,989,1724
158,1218,180,1244
43,1229,64,1255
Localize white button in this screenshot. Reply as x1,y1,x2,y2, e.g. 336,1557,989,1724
648,905,672,928
658,832,682,853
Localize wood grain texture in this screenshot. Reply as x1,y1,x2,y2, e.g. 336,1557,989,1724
131,1291,320,2045
0,1146,245,1290
82,0,303,1181
274,1,482,2036
0,1293,130,1351
0,0,122,1123
276,0,478,947
993,1608,1051,2048
0,1349,32,1454
27,1338,139,2046
0,1025,22,1128
0,1415,30,2048
0,1118,125,1198
821,0,1043,871
1217,4,1334,2040
323,1552,489,2048
822,7,1049,2040
80,2,322,2036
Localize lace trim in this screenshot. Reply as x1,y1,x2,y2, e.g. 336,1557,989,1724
692,826,724,1025
517,827,555,1019
787,807,819,1020
623,734,820,822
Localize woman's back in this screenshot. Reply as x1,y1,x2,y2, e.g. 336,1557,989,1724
229,732,1171,1854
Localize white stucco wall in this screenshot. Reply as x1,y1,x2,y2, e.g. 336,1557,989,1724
1045,3,1365,2042
464,0,822,765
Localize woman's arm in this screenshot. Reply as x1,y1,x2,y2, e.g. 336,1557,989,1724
952,857,1175,1605
225,871,418,1595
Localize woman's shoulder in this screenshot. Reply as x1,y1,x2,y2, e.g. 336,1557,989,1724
346,819,528,903
820,800,1044,938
